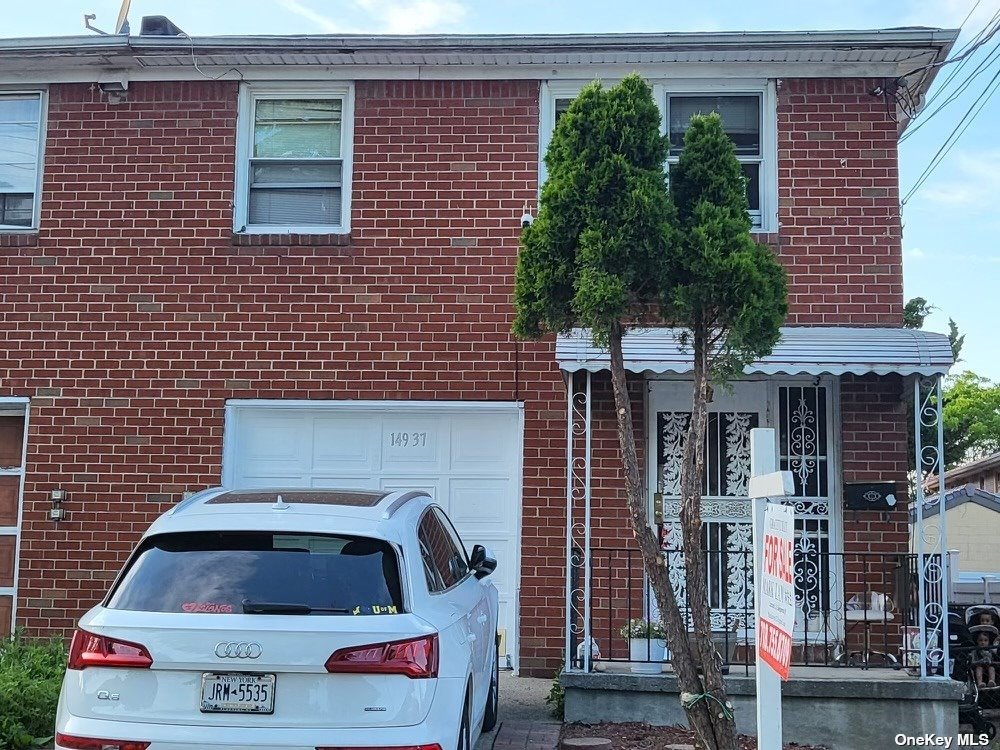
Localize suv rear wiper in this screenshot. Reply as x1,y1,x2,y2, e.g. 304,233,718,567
242,600,349,615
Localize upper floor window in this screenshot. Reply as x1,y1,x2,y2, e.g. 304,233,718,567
0,93,44,231
540,82,777,233
235,85,353,234
666,94,764,225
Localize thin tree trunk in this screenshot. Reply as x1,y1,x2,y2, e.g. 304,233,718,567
677,321,738,749
606,321,721,746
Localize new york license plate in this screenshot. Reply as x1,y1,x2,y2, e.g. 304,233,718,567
200,673,275,714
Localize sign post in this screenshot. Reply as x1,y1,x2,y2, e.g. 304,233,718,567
748,428,796,750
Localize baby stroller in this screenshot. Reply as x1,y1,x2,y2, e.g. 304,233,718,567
965,604,1000,710
948,609,998,738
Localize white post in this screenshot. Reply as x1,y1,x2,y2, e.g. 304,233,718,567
750,428,785,750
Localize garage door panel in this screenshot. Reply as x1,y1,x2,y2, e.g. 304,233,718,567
237,413,310,474
313,417,379,473
448,478,510,529
310,475,376,490
235,475,312,489
450,414,518,472
381,416,444,472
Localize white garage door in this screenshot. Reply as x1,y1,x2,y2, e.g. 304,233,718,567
222,401,523,668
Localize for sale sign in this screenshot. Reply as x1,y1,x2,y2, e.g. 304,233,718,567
757,501,795,680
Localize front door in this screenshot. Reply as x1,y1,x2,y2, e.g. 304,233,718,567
647,379,838,640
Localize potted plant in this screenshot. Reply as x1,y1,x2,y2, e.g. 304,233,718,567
620,618,666,674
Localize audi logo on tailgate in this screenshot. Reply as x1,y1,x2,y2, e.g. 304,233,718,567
215,642,262,659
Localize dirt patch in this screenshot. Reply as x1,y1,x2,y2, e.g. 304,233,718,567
562,722,828,749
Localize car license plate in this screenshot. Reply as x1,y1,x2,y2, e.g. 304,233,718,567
200,673,275,714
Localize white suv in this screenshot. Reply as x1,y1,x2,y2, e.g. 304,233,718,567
54,488,500,750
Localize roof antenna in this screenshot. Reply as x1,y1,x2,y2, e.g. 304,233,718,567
83,14,108,35
272,493,291,511
83,0,131,36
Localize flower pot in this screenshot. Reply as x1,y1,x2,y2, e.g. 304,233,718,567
628,638,665,673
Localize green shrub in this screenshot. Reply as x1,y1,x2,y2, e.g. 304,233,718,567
0,632,67,750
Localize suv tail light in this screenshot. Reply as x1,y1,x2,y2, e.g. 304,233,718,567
67,629,153,670
56,734,150,750
325,634,438,678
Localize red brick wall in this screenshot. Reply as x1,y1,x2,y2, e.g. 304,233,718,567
776,79,903,326
0,75,909,676
0,79,566,658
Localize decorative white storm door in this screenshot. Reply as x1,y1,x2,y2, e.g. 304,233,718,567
649,379,837,638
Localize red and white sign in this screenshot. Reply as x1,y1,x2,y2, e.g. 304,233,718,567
757,501,795,680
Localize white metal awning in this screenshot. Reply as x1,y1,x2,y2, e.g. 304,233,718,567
555,326,954,377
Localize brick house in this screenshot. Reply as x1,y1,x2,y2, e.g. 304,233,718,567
0,25,958,677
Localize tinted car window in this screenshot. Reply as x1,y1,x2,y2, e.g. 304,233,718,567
107,531,403,615
417,509,468,592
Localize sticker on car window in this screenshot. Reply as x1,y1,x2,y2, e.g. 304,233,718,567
351,605,398,615
182,602,234,614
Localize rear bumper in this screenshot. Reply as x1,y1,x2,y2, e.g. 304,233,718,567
55,676,466,750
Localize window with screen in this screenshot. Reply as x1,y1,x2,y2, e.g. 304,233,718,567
0,94,43,230
238,91,351,232
667,94,764,223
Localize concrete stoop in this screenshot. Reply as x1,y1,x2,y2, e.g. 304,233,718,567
561,669,965,750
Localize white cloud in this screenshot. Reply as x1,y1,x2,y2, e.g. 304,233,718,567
905,247,927,259
279,0,347,32
278,0,467,34
911,149,1000,211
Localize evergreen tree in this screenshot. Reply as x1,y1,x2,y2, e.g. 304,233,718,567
514,75,787,750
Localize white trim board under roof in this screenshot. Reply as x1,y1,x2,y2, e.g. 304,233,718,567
0,28,957,88
556,326,954,377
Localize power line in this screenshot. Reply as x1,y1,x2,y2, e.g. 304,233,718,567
902,63,1000,204
900,9,1000,80
901,35,1000,142
920,3,1000,112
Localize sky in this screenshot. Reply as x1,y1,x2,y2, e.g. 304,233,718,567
5,0,999,379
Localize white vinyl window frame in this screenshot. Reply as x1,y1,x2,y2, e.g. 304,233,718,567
234,82,355,235
539,79,778,234
0,90,47,232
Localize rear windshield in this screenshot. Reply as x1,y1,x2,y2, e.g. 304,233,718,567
106,531,403,615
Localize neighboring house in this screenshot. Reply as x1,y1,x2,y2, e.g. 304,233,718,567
917,453,1000,601
927,451,1000,495
0,22,957,677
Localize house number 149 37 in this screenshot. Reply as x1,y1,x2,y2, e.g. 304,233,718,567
389,432,427,448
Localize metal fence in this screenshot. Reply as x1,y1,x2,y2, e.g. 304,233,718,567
569,545,946,675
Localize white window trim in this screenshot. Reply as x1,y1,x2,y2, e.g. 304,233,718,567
234,82,354,235
0,89,47,232
539,79,778,234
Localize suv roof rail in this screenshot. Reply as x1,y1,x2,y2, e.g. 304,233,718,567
382,490,430,519
168,486,223,516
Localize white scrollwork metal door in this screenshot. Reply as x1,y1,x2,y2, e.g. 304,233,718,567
648,380,765,632
647,379,839,641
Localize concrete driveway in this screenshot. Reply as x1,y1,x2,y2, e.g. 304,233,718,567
476,671,558,749
476,672,555,750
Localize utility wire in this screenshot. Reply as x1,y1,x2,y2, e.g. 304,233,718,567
924,1,997,107
900,4,1000,80
902,63,1000,204
901,36,1000,141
